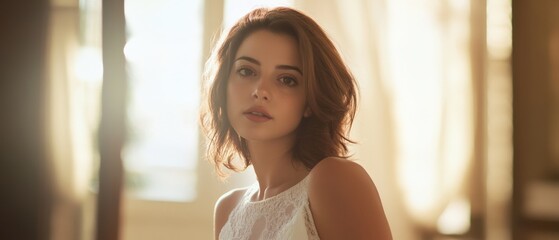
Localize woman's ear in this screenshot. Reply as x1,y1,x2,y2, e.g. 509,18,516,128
304,107,312,117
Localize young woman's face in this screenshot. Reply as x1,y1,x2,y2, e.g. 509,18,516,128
227,29,308,143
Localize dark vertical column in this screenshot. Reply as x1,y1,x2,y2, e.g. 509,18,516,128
512,0,559,239
0,1,51,240
511,1,525,239
96,0,127,239
470,0,487,239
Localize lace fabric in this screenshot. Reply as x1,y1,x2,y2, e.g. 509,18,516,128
219,176,320,240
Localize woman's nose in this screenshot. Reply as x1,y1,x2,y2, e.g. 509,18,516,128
252,79,271,101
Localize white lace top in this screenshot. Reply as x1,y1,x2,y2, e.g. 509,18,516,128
219,175,320,240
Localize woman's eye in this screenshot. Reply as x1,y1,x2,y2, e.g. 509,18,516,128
237,68,254,77
279,76,298,87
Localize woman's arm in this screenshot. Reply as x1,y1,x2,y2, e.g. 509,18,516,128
213,188,246,240
308,157,392,240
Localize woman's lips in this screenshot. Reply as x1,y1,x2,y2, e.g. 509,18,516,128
243,106,272,122
243,112,272,122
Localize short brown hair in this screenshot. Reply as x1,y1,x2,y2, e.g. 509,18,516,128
200,7,357,178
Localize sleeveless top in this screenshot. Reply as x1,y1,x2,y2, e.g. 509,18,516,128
219,175,320,240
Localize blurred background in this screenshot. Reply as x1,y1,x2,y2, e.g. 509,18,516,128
1,0,559,239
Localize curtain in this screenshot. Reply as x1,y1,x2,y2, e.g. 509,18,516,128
46,5,81,240
296,0,478,238
45,1,100,239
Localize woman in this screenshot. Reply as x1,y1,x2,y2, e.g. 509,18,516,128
201,7,392,240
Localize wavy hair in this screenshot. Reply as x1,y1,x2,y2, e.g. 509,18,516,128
200,7,358,178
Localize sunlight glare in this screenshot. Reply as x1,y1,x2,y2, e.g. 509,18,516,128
74,46,103,83
437,197,471,234
121,0,203,202
224,0,293,28
388,0,473,227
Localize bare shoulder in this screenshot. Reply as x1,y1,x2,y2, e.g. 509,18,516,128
309,157,367,182
308,157,374,195
214,187,248,240
308,157,392,240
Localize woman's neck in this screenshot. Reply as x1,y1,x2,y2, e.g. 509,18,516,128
246,139,309,200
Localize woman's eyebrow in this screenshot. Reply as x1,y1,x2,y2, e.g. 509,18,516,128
235,56,260,65
277,65,302,75
235,56,302,75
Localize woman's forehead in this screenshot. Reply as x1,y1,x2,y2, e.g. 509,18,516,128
234,30,302,68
